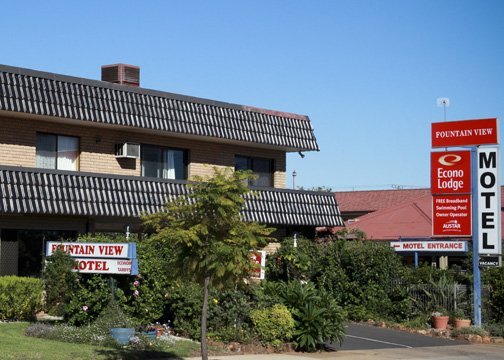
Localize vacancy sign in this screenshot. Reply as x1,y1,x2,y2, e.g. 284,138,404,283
431,150,471,195
391,240,468,252
432,195,472,237
477,147,501,256
432,118,498,148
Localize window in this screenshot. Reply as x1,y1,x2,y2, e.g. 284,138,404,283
141,144,187,180
235,155,273,187
36,133,79,171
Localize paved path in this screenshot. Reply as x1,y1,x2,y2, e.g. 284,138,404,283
185,323,504,360
331,323,468,350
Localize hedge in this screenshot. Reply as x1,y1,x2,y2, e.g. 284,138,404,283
0,276,44,320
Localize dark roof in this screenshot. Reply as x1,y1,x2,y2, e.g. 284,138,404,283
0,64,319,152
0,166,343,227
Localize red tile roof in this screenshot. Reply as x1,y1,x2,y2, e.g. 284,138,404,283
343,187,504,241
334,189,431,213
346,194,432,240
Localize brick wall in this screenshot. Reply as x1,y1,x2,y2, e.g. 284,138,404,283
0,115,287,188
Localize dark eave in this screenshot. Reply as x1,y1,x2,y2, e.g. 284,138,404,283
0,64,319,152
0,166,343,227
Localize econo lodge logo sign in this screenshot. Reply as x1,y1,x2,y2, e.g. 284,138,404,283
431,151,471,194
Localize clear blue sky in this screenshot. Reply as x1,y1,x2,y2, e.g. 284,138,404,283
2,0,503,190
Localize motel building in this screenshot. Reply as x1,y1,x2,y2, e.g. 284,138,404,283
0,64,344,277
334,187,503,269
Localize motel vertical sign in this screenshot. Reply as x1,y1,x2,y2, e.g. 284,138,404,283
477,147,501,256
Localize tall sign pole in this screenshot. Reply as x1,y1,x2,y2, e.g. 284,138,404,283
471,148,482,326
431,118,500,328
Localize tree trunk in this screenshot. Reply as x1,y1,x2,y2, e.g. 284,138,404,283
201,274,210,360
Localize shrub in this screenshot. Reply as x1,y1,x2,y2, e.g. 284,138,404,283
65,275,122,326
485,322,504,337
208,288,253,341
450,326,488,337
483,266,504,322
93,299,137,331
166,281,203,339
122,237,174,324
43,249,78,316
266,237,320,282
0,276,43,321
265,281,345,352
314,240,410,321
208,326,253,344
250,304,294,346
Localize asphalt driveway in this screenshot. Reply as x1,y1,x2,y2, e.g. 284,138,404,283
329,323,469,351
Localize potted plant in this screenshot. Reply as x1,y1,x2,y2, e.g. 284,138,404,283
98,300,136,345
137,324,157,340
431,310,449,330
452,308,471,329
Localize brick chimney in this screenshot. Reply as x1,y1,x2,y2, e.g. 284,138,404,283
101,64,140,87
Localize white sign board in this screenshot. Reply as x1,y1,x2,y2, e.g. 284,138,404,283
73,258,135,274
47,242,132,259
390,241,468,252
477,147,502,256
250,250,266,280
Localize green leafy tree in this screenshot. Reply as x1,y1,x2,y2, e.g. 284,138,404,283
142,168,273,360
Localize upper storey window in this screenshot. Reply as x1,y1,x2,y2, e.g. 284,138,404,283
36,133,79,171
235,155,273,187
141,144,187,180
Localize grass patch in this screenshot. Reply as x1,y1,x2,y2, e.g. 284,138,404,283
0,322,198,359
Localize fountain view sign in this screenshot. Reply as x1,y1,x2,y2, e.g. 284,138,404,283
46,241,138,275
432,118,498,148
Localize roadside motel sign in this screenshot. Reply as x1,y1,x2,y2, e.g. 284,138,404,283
432,118,498,148
46,241,138,275
390,240,468,252
430,117,501,327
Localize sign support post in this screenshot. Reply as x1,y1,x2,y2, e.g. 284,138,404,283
471,147,482,327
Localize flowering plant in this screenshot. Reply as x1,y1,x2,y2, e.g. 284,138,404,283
137,324,157,333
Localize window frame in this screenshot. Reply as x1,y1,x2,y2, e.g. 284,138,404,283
35,132,80,171
234,155,274,187
140,143,188,180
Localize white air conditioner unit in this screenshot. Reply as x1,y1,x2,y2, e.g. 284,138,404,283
115,142,140,159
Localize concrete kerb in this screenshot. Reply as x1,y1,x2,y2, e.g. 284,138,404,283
183,344,504,360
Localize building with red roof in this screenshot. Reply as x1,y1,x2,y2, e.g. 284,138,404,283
333,187,504,268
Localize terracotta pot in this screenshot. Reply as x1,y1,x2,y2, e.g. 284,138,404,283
432,315,449,330
454,318,471,329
